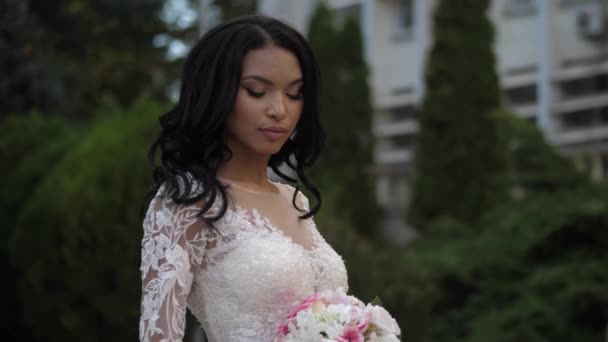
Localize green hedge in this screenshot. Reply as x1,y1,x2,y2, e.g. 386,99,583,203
1,113,83,341
0,113,83,231
406,186,608,341
8,100,165,341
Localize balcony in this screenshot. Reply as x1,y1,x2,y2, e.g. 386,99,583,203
375,148,412,165
554,92,608,114
554,59,608,81
550,125,608,146
510,103,538,118
373,119,419,137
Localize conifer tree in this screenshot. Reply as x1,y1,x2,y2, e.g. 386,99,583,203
2,0,174,118
308,4,381,237
407,0,507,228
215,0,257,20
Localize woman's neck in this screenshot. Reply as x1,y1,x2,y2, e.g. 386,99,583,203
216,152,271,186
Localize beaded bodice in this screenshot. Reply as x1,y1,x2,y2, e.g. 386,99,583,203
139,178,349,341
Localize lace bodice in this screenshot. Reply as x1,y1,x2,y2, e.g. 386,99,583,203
139,178,349,342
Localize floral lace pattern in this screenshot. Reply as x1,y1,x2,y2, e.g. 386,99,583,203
139,181,349,342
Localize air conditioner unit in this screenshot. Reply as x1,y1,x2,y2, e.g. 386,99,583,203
576,3,606,38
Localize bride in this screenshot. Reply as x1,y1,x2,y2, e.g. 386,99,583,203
139,15,349,341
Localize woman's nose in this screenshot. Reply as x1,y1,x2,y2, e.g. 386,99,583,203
267,93,287,119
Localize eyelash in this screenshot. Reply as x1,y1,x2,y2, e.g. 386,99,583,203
244,88,302,100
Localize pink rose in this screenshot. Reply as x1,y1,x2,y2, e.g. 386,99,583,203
277,293,323,336
336,325,364,342
287,293,321,319
357,310,371,332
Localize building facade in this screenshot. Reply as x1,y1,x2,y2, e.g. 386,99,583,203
258,0,608,241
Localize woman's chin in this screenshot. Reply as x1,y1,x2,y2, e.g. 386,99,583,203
253,144,285,157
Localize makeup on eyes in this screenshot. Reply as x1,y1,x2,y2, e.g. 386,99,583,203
241,85,303,100
286,91,303,100
244,87,265,97
241,75,303,95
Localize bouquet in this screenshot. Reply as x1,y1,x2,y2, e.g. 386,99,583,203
274,287,402,342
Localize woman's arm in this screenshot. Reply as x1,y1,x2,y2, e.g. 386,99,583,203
139,192,208,342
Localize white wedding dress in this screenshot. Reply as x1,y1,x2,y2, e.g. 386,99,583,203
138,177,349,342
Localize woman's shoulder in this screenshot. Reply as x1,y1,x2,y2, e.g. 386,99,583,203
270,180,310,211
147,174,222,218
142,178,226,240
155,172,218,201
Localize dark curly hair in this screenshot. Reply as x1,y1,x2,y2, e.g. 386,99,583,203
143,15,325,226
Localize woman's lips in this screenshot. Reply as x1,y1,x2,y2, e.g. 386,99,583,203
259,128,286,141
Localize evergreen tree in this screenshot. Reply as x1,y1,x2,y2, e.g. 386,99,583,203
214,0,257,20
2,0,178,118
496,110,588,194
408,0,507,228
307,3,381,238
0,0,65,117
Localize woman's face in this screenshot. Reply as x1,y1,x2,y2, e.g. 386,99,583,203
225,45,303,159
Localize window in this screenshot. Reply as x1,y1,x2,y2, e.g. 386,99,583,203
399,0,414,31
505,84,538,105
560,74,608,98
393,0,414,41
391,106,417,121
561,108,596,128
391,134,415,149
376,105,417,124
503,0,537,17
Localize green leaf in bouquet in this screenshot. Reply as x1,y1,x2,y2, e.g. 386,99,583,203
370,296,383,306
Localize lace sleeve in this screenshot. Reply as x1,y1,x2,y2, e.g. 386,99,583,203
139,190,209,342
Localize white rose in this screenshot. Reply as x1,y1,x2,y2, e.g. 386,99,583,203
369,305,401,336
368,332,401,342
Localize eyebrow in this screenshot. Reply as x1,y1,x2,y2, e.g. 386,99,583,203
241,75,303,86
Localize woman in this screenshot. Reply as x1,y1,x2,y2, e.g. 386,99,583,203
139,15,349,341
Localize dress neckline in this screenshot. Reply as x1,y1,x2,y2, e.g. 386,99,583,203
245,205,321,253
217,177,281,195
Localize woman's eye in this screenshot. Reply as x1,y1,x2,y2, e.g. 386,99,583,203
245,88,265,98
286,93,303,100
